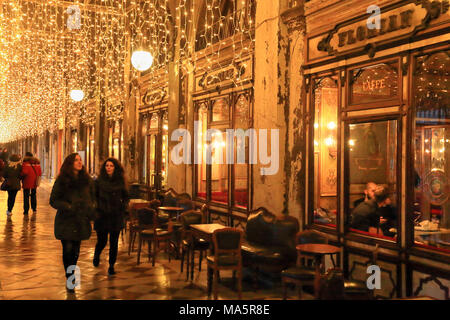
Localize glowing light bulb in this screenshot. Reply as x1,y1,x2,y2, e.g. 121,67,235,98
131,50,153,71
70,90,84,102
327,122,336,130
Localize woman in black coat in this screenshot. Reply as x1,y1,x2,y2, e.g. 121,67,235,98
3,154,22,217
93,157,129,275
50,153,96,292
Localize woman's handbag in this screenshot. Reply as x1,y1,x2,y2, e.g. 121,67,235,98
31,165,41,187
1,179,8,191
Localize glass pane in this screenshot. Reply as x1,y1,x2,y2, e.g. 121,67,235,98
149,135,156,186
413,51,450,253
350,61,399,105
211,130,228,204
348,120,398,240
234,94,250,208
212,98,229,122
143,134,147,184
235,94,250,129
150,113,158,129
161,114,168,187
313,77,338,227
196,106,208,199
108,126,113,156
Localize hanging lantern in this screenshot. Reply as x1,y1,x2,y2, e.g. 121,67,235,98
131,50,153,71
70,89,84,102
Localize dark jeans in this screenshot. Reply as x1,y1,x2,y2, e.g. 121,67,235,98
7,190,18,212
61,240,81,278
94,230,120,267
23,188,37,214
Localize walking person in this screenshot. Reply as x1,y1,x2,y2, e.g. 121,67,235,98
93,157,129,275
2,154,22,217
21,152,42,218
49,153,96,292
0,148,9,166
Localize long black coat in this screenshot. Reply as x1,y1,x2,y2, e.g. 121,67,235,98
50,174,96,241
94,176,129,233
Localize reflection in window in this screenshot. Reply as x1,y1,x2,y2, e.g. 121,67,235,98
348,120,398,240
161,113,168,187
210,130,228,204
196,105,208,199
212,98,229,122
234,95,250,208
413,51,450,253
313,77,338,227
350,61,398,105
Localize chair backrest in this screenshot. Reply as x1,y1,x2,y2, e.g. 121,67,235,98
177,198,195,212
136,207,156,227
296,230,328,245
213,228,243,263
200,204,208,224
180,210,203,228
162,188,178,207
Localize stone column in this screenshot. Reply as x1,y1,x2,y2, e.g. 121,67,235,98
281,4,306,225
252,0,290,215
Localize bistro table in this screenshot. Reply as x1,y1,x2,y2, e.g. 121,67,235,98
190,224,228,291
296,243,341,299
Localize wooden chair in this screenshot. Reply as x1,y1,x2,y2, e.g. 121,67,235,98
179,209,209,281
281,230,328,299
128,206,153,255
207,228,243,300
136,207,173,266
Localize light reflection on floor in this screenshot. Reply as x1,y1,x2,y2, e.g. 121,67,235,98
0,179,310,300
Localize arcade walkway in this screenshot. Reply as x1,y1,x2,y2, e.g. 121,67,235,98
0,180,303,300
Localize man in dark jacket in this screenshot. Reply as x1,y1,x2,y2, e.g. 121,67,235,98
21,152,42,216
350,186,390,234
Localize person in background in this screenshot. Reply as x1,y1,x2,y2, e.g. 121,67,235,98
353,182,377,209
21,152,42,218
49,153,96,293
0,148,9,166
2,154,22,217
351,185,391,234
93,157,129,276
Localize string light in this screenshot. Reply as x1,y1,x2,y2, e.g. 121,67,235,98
0,0,256,143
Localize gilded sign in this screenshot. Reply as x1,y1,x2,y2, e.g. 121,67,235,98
313,0,449,60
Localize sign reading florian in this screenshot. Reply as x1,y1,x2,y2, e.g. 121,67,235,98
312,0,449,60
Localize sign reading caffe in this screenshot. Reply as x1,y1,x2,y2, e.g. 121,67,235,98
307,0,449,62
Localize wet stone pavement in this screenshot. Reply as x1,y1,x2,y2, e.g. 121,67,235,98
0,179,308,300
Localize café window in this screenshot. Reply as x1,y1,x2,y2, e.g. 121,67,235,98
108,120,123,161
347,120,399,241
312,76,338,227
140,110,169,189
413,50,450,253
195,91,252,209
349,61,399,106
86,126,95,174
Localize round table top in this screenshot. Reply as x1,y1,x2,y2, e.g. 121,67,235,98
296,243,341,255
158,206,185,211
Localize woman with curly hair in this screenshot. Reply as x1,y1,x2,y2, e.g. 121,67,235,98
50,153,96,292
93,157,129,275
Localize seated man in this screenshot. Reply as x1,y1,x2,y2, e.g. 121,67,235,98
353,182,377,209
378,197,397,237
350,185,390,234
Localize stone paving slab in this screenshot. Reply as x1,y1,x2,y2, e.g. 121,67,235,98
0,179,309,300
